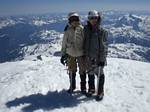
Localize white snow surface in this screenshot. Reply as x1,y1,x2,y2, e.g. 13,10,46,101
0,19,16,29
32,20,57,26
0,56,150,112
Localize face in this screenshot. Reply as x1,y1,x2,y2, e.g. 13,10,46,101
71,21,80,27
69,16,80,27
89,16,98,25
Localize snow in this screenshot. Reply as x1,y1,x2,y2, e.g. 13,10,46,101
109,26,144,38
0,11,150,111
0,34,7,38
21,30,63,57
108,43,150,62
139,16,150,35
105,14,150,41
33,20,48,26
0,56,150,112
0,19,16,29
0,12,150,63
32,19,57,26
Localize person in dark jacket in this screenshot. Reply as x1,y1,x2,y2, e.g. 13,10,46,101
83,10,108,101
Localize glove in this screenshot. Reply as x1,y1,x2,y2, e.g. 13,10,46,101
60,54,68,65
98,62,105,67
60,56,65,65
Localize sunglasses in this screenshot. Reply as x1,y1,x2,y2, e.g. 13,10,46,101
89,16,98,20
69,16,80,22
70,18,79,22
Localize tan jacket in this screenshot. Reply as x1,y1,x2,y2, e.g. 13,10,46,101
61,25,84,57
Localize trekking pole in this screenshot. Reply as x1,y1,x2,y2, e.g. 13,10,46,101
97,66,103,95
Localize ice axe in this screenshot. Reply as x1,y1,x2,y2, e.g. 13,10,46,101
97,66,103,95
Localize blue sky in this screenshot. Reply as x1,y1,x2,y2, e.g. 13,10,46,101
0,0,150,16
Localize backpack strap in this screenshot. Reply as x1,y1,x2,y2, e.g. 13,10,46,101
64,24,69,31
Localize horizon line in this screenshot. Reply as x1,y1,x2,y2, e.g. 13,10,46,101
1,9,150,17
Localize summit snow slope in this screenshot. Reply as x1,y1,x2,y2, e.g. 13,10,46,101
0,56,150,112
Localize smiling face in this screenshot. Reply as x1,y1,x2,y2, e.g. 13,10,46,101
71,21,80,27
69,16,80,27
89,16,98,26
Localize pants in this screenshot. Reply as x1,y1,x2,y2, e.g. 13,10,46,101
86,57,105,94
66,55,86,91
67,56,86,75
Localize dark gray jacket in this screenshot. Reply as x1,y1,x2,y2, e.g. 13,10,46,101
83,22,108,64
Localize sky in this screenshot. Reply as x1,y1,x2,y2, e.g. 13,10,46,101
0,0,150,16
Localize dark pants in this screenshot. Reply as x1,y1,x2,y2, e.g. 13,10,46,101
86,57,105,94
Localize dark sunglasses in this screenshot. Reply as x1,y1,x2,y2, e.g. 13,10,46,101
89,16,98,20
70,18,79,22
69,16,80,22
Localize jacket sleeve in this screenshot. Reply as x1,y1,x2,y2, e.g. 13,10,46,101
103,30,108,57
99,29,108,63
61,31,68,55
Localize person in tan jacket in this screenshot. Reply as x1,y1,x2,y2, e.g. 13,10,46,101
61,12,86,94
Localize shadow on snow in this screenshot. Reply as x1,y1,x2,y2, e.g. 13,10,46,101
6,89,91,112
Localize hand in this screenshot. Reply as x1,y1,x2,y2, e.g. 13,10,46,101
98,62,105,67
60,56,65,65
60,54,68,65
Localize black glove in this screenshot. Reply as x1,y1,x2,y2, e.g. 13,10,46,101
60,54,68,65
98,62,105,67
